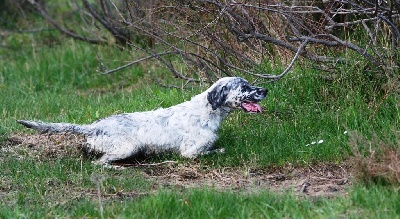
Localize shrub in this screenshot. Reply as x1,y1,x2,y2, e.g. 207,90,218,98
349,131,400,185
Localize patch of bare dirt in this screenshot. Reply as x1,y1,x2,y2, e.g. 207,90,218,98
3,133,86,160
138,162,351,198
3,133,351,198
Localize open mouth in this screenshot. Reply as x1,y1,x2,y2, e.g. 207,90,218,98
241,102,262,113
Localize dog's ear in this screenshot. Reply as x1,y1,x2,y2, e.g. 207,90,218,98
207,85,229,110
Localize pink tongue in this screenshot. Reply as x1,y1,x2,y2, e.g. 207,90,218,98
242,102,262,113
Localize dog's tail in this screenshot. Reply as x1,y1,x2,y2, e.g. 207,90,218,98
17,120,92,135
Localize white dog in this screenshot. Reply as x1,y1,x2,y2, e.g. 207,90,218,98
18,77,267,165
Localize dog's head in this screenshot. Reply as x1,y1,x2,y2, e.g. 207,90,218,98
207,77,267,113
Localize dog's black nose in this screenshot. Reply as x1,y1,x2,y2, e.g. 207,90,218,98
258,88,268,96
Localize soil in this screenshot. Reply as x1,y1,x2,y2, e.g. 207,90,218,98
138,162,351,198
3,133,352,198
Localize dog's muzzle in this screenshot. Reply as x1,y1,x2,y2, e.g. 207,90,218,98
241,87,267,113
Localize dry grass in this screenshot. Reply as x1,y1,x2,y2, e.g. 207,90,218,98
5,133,86,160
349,131,400,185
139,162,351,198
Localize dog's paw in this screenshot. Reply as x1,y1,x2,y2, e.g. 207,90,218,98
110,165,126,170
214,148,225,154
201,148,225,156
91,161,126,170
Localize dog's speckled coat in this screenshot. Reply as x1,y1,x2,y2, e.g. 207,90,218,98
18,77,267,165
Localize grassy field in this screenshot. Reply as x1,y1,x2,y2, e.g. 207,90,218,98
1,22,399,218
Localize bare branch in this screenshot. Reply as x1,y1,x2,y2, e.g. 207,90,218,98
82,0,130,44
251,39,309,81
99,51,175,74
378,14,400,40
27,0,105,44
28,0,400,83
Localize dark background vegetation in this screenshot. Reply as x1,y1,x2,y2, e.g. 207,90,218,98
2,0,399,83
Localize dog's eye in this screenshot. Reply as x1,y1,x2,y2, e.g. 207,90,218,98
241,85,251,92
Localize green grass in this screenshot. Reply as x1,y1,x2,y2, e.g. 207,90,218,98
0,24,399,217
112,186,400,218
1,186,399,218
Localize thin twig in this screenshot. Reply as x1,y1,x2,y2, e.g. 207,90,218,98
371,75,400,119
138,160,179,166
253,39,309,81
27,0,105,44
90,174,105,219
99,51,174,74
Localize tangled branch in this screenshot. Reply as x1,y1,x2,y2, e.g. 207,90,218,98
29,0,399,84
